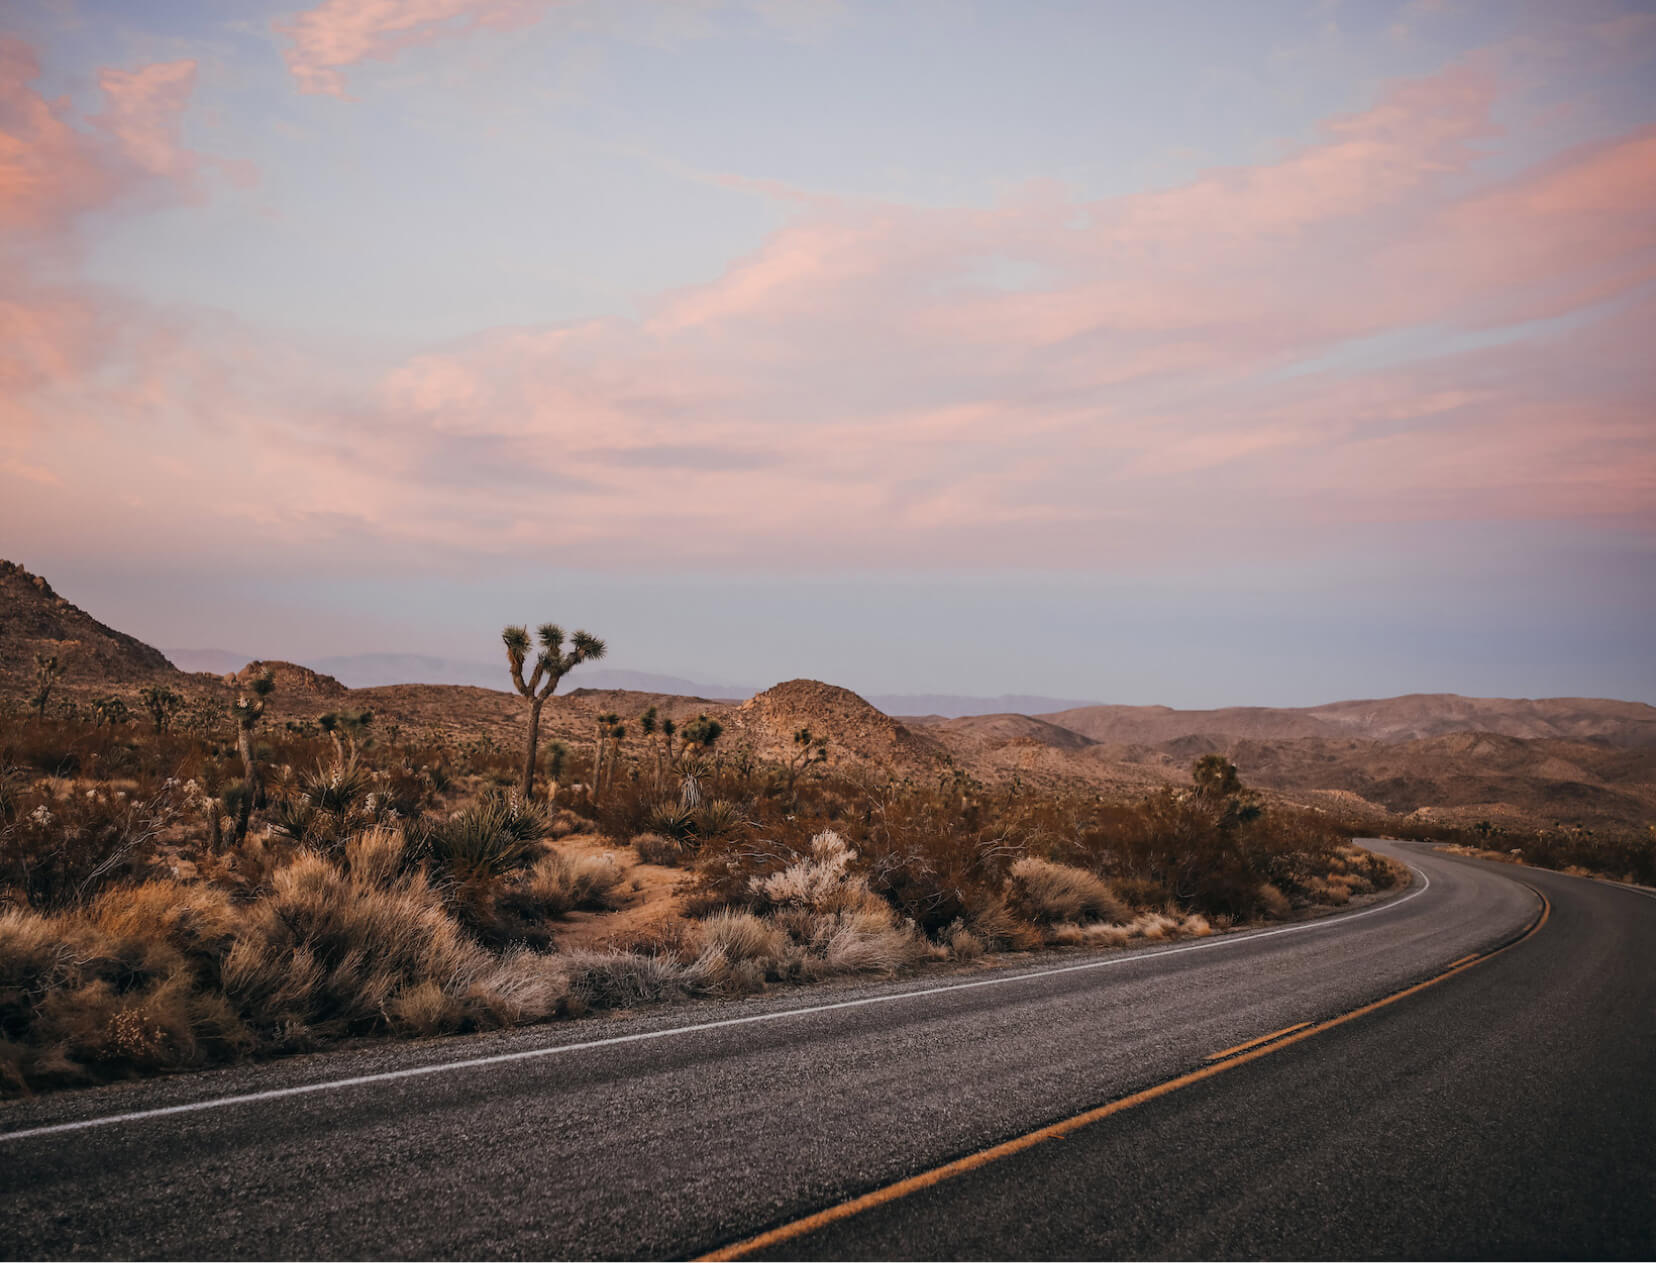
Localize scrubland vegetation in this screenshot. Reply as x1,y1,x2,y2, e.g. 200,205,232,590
0,663,1411,1097
1390,817,1656,887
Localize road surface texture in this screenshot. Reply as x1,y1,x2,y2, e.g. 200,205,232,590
1,842,1650,1260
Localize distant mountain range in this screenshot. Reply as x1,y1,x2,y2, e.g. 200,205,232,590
163,650,747,699
161,649,1101,717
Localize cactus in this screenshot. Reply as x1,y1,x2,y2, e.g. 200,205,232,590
503,622,606,800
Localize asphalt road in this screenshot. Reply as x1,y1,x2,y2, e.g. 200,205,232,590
1,842,1650,1260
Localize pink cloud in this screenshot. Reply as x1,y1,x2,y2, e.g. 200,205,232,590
0,38,118,234
90,60,199,177
275,0,561,97
6,53,1653,571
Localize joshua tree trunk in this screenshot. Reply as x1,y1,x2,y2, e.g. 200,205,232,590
233,725,257,846
520,695,546,801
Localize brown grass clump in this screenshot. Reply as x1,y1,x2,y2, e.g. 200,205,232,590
1007,858,1128,925
1255,883,1292,918
693,909,788,965
631,832,685,866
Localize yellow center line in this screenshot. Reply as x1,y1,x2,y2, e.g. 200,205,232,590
1445,953,1481,969
696,886,1551,1263
1204,1021,1312,1062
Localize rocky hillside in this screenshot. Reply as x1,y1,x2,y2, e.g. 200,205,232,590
230,660,350,701
0,560,176,686
733,679,947,773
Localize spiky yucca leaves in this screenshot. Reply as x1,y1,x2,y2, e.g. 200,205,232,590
267,756,391,851
503,622,606,800
412,793,549,883
645,802,698,841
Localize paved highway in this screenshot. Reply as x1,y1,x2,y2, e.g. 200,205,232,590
1,842,1649,1259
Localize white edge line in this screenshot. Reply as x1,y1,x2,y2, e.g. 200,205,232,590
0,865,1433,1144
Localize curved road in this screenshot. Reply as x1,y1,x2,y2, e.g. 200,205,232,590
0,842,1650,1259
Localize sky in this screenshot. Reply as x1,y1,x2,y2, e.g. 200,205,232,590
2,0,1653,706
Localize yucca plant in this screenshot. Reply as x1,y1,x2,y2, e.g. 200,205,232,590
415,793,549,882
694,798,748,841
645,802,698,841
503,622,606,800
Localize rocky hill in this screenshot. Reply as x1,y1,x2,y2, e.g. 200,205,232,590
0,560,176,686
229,660,350,701
733,679,948,773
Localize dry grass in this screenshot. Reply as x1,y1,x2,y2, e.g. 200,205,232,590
1007,857,1128,924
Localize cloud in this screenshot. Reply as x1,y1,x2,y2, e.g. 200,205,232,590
90,60,199,177
273,0,845,97
275,0,561,98
7,52,1653,572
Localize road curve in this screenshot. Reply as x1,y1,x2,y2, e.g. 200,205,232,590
1,842,1649,1260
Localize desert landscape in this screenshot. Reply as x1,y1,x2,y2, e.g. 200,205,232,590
3,557,1650,1098
3,3,1653,1256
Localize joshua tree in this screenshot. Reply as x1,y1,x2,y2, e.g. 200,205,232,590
504,622,606,800
90,696,131,728
139,684,183,733
319,708,374,762
1192,754,1260,831
544,740,569,803
30,653,62,722
1192,754,1241,801
639,706,664,789
591,713,626,801
229,669,276,846
677,713,723,761
785,726,830,798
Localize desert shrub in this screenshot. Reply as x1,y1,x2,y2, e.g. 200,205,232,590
1007,858,1128,924
694,909,788,965
458,848,627,950
509,851,625,917
562,949,697,1009
644,802,698,841
804,906,923,976
221,831,567,1045
750,829,867,913
0,889,253,1092
694,798,747,841
631,832,684,866
412,793,548,882
0,782,181,909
